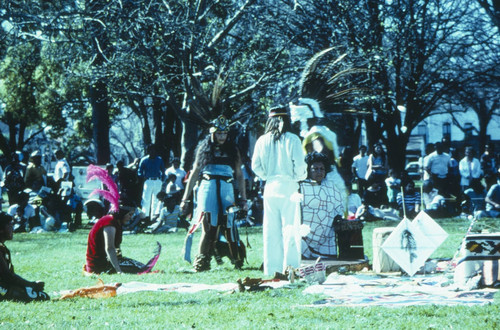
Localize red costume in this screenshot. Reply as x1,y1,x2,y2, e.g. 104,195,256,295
85,215,122,274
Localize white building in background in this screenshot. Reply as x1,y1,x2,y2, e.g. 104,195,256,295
407,108,500,158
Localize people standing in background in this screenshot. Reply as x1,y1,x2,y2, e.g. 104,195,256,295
352,145,369,196
459,146,482,192
138,145,165,220
385,169,401,209
24,151,47,192
165,157,186,191
365,143,388,186
252,106,307,276
424,142,450,195
53,150,71,189
480,144,497,190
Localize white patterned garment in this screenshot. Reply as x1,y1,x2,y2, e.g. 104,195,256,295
300,172,345,259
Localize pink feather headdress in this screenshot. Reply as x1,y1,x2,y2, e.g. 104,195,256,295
86,164,120,213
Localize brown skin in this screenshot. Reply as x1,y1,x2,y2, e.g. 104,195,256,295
103,210,134,274
180,131,247,214
309,162,326,184
0,220,14,243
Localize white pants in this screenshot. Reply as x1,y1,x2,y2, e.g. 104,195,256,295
262,180,301,276
141,179,163,218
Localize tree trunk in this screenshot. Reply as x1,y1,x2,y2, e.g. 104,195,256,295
90,80,110,164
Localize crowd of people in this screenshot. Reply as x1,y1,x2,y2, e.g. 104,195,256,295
3,102,500,302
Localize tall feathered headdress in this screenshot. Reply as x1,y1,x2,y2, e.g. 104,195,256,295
86,164,120,213
290,47,372,133
290,48,372,161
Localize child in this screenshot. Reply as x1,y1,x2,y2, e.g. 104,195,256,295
0,211,50,302
385,169,401,208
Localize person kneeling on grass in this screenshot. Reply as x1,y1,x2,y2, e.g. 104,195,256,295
0,211,50,302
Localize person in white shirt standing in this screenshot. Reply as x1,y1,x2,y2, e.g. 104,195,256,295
53,150,70,189
424,142,450,195
459,146,482,192
252,106,307,276
165,157,186,190
352,145,369,197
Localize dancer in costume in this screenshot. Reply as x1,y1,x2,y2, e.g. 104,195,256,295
252,106,308,276
0,211,50,302
300,152,345,259
85,165,161,274
180,116,247,272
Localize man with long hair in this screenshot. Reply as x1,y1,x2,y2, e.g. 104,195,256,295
252,106,307,276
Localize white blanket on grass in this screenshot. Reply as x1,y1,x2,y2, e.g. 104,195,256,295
302,273,497,307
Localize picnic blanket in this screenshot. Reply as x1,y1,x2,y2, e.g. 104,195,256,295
302,273,497,307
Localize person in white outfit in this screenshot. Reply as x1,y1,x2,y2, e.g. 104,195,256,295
459,146,482,191
251,106,307,276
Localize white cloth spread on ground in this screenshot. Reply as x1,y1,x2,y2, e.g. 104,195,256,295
302,273,496,307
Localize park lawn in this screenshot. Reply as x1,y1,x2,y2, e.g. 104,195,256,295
2,217,500,329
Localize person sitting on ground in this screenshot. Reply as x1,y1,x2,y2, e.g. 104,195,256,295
463,179,487,219
363,182,388,208
0,212,49,302
422,180,447,218
300,152,345,260
148,184,182,233
484,172,500,219
396,180,421,218
7,190,36,233
347,185,362,218
85,165,160,274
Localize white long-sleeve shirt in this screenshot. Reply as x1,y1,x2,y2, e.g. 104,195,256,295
459,157,482,187
252,132,307,183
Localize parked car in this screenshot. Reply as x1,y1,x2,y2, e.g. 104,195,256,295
405,161,421,180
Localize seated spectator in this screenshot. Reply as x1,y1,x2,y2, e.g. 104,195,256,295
422,180,447,218
363,182,388,208
484,173,500,218
245,194,263,226
0,212,50,302
463,179,487,219
148,185,182,233
385,169,401,208
7,190,36,233
300,152,345,259
347,185,362,218
396,180,421,218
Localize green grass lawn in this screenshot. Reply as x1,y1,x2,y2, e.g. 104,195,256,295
2,217,500,329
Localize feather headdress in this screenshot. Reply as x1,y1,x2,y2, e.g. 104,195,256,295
290,48,372,161
86,164,120,213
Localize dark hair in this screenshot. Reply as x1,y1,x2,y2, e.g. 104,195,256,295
265,108,292,142
194,134,239,170
0,212,13,227
305,152,332,174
